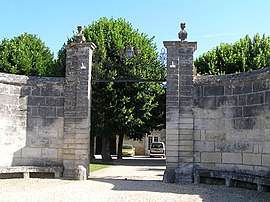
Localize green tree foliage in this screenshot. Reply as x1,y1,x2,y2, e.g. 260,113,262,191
195,33,270,75
0,33,61,76
82,17,166,160
0,33,64,77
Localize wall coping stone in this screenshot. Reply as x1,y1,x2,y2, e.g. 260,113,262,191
0,72,65,86
194,66,270,86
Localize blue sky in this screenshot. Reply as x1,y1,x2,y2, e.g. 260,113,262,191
1,0,270,58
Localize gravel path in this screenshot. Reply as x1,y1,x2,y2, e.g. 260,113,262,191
1,158,270,202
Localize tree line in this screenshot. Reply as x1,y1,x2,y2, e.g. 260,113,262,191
195,33,270,75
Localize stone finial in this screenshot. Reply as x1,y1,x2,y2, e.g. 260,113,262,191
178,22,188,42
75,25,86,43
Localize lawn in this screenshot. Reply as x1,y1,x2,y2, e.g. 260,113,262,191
90,163,112,172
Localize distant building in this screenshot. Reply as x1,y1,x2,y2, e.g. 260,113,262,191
123,129,166,155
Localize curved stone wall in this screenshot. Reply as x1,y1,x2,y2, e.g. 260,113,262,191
193,67,270,175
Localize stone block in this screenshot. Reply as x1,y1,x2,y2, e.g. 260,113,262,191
222,152,242,164
194,130,201,141
233,117,255,130
253,80,270,92
243,153,262,165
262,141,270,153
262,154,270,166
215,141,253,152
179,140,193,146
46,97,64,107
247,92,264,105
179,118,193,124
166,134,178,141
28,97,46,106
179,151,193,157
179,145,193,152
63,154,75,160
41,87,62,96
204,86,224,96
179,123,193,130
75,150,88,155
205,130,225,141
194,152,201,162
166,156,178,163
201,152,221,163
22,148,41,158
216,95,237,107
232,83,252,95
38,107,56,117
243,105,264,117
166,111,179,122
194,140,214,152
166,150,178,157
41,148,58,158
222,106,242,118
179,134,193,140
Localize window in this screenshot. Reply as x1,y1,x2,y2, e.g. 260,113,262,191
154,137,159,142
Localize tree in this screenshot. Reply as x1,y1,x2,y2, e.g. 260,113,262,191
195,33,270,75
0,33,61,77
81,17,166,161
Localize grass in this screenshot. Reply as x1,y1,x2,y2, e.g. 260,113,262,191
90,162,112,172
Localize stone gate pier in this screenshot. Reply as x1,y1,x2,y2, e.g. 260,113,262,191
163,25,197,183
63,41,96,179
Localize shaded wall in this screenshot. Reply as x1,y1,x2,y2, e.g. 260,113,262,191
193,67,270,175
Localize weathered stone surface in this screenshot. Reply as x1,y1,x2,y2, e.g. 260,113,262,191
0,42,95,180
164,41,196,183
201,152,221,163
222,153,242,164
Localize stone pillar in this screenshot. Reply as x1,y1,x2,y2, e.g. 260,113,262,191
63,42,96,179
163,40,197,184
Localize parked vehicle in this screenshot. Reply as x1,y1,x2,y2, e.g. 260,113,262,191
122,144,135,157
150,142,165,158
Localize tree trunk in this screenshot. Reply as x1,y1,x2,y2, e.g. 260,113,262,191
102,135,112,162
117,133,124,159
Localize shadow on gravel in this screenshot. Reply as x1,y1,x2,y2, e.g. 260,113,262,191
90,178,270,202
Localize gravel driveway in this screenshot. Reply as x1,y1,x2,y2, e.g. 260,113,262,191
1,157,270,202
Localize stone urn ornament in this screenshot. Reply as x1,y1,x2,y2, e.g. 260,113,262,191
75,25,86,43
178,22,188,42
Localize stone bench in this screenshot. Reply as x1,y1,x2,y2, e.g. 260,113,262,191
0,166,63,179
194,168,270,192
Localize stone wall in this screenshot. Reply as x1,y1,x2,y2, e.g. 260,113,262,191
193,67,270,175
164,39,270,185
0,73,64,167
